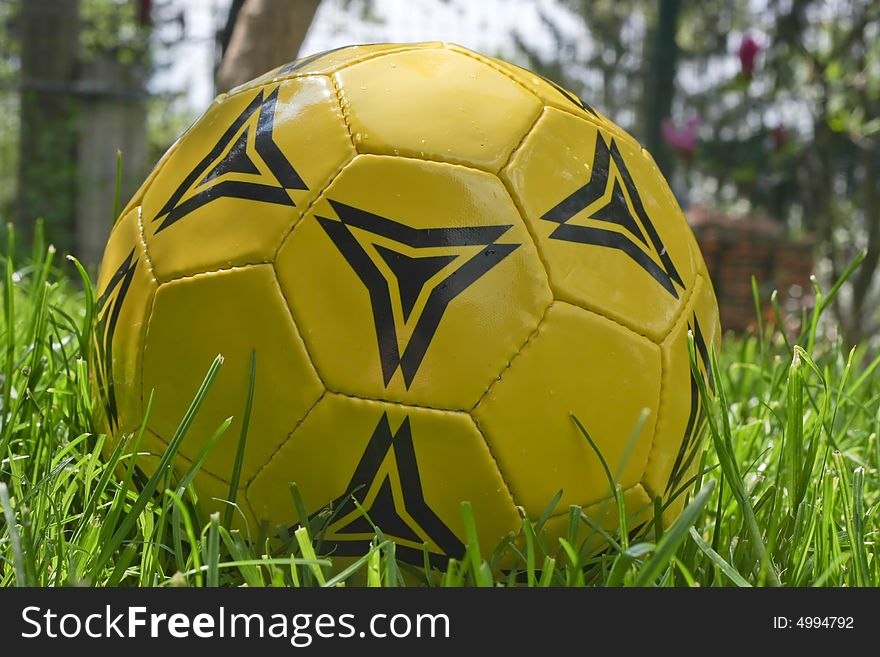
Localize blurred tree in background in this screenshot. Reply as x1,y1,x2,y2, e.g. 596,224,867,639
0,1,21,224
216,0,321,92
13,0,154,261
3,0,187,263
16,0,81,252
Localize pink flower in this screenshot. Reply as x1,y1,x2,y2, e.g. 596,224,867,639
138,0,152,26
662,115,700,159
138,0,153,27
739,35,762,78
771,125,786,151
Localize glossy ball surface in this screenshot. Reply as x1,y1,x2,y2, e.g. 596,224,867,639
92,43,720,566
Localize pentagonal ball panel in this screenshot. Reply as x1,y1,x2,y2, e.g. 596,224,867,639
248,394,519,566
139,76,355,281
276,154,552,410
142,264,324,483
472,301,661,517
335,47,543,172
503,108,697,342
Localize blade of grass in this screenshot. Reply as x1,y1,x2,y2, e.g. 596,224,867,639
206,512,221,587
460,501,491,586
294,526,326,586
688,526,751,586
225,349,256,527
113,150,123,223
633,480,715,586
91,355,223,574
690,333,781,586
0,482,26,586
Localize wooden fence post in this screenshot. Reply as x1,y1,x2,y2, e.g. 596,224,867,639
75,55,148,266
17,0,80,251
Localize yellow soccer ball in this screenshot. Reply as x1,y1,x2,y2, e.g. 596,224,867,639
92,43,720,568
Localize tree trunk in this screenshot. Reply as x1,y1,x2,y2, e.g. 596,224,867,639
846,27,880,345
847,142,880,345
75,56,148,266
17,0,80,252
643,0,681,178
218,0,247,58
215,0,322,93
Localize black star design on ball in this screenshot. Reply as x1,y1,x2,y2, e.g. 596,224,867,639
665,314,713,494
309,412,464,569
542,135,684,298
94,247,140,430
317,200,519,388
535,70,598,117
275,45,350,76
152,86,307,234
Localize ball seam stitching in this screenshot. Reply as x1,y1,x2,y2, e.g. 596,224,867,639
327,72,358,151
136,206,158,284
497,169,555,288
271,152,358,263
157,261,271,285
321,388,469,413
498,106,547,174
267,74,359,263
135,205,160,436
469,299,555,413
268,266,325,391
467,413,523,512
245,388,328,491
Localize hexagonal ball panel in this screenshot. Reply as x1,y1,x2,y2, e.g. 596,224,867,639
248,393,519,565
139,76,355,281
503,107,697,342
276,154,552,410
93,207,157,439
233,43,447,94
472,301,661,517
334,47,543,172
445,44,623,138
142,264,324,484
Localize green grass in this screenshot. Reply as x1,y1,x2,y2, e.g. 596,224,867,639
0,223,878,587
